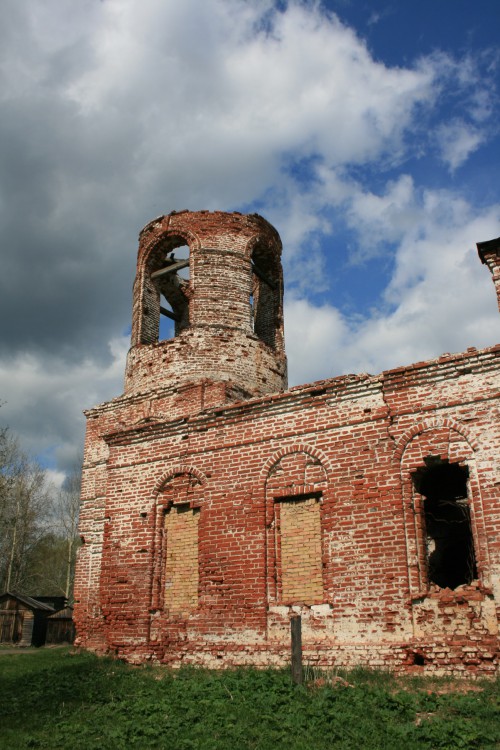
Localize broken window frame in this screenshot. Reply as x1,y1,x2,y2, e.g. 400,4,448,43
411,458,478,591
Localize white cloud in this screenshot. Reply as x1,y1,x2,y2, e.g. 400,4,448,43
346,174,419,252
437,120,484,171
285,184,500,385
285,295,348,384
62,0,437,204
46,469,67,492
0,0,498,478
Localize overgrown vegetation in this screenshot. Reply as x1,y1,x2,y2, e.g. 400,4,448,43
0,426,80,598
0,648,498,749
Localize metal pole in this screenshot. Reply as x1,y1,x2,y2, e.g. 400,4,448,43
290,614,303,685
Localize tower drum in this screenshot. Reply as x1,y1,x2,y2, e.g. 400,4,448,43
124,210,287,398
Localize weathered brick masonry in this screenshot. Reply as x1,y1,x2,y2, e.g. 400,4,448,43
74,213,500,676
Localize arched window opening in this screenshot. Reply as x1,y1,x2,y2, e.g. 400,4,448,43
251,243,278,349
150,242,190,341
412,458,477,589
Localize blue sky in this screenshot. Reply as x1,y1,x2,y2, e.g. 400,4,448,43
0,0,499,484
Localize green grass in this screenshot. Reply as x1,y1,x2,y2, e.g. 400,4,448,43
0,648,498,749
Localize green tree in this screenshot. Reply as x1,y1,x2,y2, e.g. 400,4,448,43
0,429,52,593
17,463,82,600
0,425,81,600
52,464,81,601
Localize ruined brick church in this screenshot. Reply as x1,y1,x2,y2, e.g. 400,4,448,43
74,211,500,676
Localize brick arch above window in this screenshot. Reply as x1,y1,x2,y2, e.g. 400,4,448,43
261,444,330,526
393,418,478,464
243,223,282,262
138,221,201,269
261,443,332,486
153,465,207,510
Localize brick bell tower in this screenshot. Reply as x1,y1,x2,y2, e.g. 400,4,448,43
124,210,287,403
74,210,287,652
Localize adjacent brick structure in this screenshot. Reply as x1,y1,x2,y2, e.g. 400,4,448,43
478,236,500,313
73,214,500,676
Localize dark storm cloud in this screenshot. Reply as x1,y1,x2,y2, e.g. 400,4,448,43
0,57,134,364
0,0,498,480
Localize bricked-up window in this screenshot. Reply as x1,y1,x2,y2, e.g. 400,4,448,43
164,504,199,616
277,494,323,604
152,242,190,341
412,459,477,590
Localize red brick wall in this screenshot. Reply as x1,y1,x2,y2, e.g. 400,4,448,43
73,214,500,676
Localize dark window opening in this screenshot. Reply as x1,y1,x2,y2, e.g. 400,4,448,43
412,458,477,590
152,243,190,340
251,243,279,349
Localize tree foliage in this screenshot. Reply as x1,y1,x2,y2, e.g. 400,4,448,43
52,464,82,600
0,427,81,600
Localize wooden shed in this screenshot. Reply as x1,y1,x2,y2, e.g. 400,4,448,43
46,606,75,644
0,592,56,647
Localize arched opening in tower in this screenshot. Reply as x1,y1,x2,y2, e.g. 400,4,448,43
251,241,279,349
150,241,190,341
